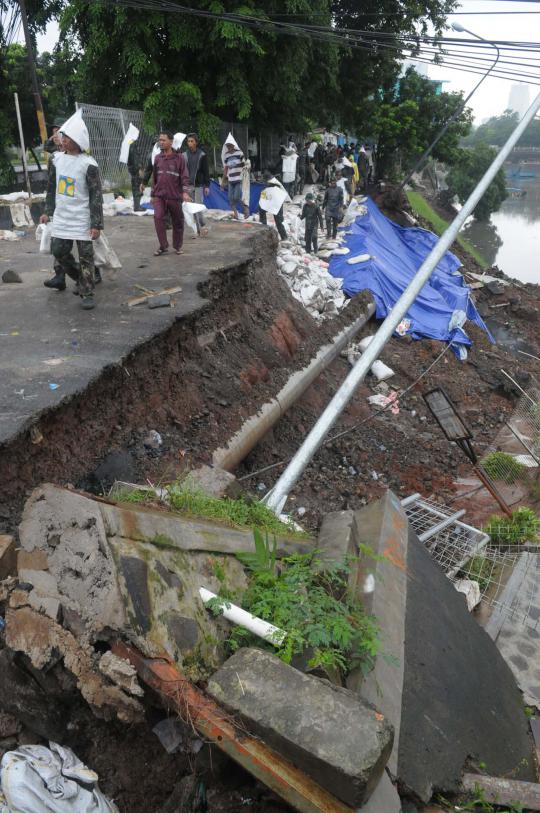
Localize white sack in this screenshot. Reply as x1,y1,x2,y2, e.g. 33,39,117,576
359,335,374,351
173,132,186,151
370,360,395,382
182,201,207,233
0,742,118,813
259,186,288,215
10,204,33,228
92,234,121,269
347,253,371,265
35,222,52,254
119,123,139,164
59,110,89,152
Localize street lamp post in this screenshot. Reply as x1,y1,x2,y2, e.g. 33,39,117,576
398,23,500,192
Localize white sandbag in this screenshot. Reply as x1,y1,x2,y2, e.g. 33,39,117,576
259,186,288,215
347,253,371,265
10,204,33,228
92,234,121,269
370,359,395,381
35,222,52,254
367,393,388,408
331,247,350,255
282,261,298,276
0,742,118,813
359,335,374,351
182,201,207,233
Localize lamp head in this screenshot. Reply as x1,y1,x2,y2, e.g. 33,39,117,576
451,21,465,32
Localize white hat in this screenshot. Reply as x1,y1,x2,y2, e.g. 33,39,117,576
60,109,90,152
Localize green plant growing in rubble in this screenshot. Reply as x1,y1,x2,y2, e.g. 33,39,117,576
208,529,381,679
481,452,527,484
438,786,524,811
485,507,539,546
462,556,492,595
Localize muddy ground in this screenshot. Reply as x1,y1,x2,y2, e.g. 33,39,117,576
1,190,539,813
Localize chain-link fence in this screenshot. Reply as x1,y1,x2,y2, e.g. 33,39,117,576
75,102,155,191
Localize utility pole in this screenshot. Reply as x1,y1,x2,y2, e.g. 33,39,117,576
18,0,47,144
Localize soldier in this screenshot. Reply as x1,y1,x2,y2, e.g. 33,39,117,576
127,138,142,211
40,110,104,310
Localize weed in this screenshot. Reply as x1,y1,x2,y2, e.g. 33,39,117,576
461,556,492,594
208,531,382,680
485,507,539,546
481,452,527,484
406,190,489,269
525,705,535,719
438,786,524,811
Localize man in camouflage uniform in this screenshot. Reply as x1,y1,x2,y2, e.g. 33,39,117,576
40,111,103,310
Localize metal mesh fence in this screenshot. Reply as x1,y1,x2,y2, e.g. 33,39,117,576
75,102,154,191
507,377,540,463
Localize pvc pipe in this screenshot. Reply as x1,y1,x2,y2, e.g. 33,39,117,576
264,90,540,516
199,587,286,646
212,298,375,472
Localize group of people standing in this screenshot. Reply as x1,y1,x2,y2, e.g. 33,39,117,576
40,115,374,309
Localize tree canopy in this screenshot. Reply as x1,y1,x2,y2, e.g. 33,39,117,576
447,143,507,221
465,110,540,149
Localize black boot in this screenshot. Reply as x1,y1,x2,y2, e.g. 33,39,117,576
44,272,66,291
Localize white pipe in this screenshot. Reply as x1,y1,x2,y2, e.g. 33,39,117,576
264,90,540,516
199,587,286,646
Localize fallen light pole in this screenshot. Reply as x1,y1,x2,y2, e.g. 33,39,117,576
264,90,540,516
423,387,511,516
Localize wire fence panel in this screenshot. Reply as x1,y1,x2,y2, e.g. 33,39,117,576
507,377,540,463
76,102,154,191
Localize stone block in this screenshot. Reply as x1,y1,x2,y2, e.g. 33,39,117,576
147,293,171,309
28,590,62,621
9,588,30,609
119,556,151,635
0,535,16,580
17,549,49,572
18,569,59,598
181,465,242,500
207,647,393,807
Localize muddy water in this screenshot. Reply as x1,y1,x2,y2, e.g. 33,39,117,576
461,162,540,284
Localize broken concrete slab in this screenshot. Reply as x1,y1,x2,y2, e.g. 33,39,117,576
359,770,401,812
398,527,536,801
0,534,16,579
18,484,126,635
98,651,143,697
207,647,393,808
99,497,311,556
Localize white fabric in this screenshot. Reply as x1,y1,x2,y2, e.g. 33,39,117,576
51,152,98,241
59,110,89,152
92,234,121,269
119,123,139,164
221,132,240,165
151,142,160,164
35,222,52,254
173,132,186,151
241,158,251,206
282,153,298,183
0,742,118,813
259,185,288,215
307,141,317,158
183,201,207,233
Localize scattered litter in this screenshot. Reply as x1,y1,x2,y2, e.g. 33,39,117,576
143,430,162,449
368,393,387,408
35,222,52,254
359,335,374,351
98,651,144,697
370,360,395,382
256,482,266,492
396,318,412,336
43,358,64,367
199,587,287,646
1,270,22,284
454,578,482,612
128,285,182,308
367,390,400,414
0,742,118,813
147,294,171,309
48,383,59,391
371,471,379,481
297,506,306,517
0,230,20,241
30,426,43,445
92,234,122,269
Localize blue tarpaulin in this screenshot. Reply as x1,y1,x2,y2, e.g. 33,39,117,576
329,197,493,353
203,179,264,215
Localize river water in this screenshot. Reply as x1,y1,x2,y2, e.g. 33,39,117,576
461,162,540,285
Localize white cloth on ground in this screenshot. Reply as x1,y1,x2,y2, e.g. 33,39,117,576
0,742,118,813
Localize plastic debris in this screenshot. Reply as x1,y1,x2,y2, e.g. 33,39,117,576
48,383,59,391
454,579,482,612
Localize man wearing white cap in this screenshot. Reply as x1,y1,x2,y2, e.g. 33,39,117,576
40,110,103,310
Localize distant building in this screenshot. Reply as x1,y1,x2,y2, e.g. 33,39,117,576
507,84,530,118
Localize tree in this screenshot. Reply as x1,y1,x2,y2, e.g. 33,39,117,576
465,110,540,148
368,68,473,179
446,143,507,221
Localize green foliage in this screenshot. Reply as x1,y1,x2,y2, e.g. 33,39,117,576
485,507,539,546
462,556,492,595
438,786,524,811
447,143,507,221
226,543,381,679
166,484,306,537
406,190,488,268
236,527,277,575
465,109,540,149
369,67,473,180
481,451,527,484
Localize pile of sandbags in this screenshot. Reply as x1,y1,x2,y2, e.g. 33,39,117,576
276,241,346,320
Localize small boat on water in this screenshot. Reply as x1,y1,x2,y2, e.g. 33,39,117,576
506,186,527,199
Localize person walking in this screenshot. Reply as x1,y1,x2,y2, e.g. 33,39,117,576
300,192,323,254
184,132,210,237
127,138,142,212
148,130,190,255
40,110,103,311
357,146,370,192
323,179,344,240
221,134,247,219
258,171,288,241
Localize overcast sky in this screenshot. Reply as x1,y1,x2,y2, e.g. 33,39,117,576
32,0,537,125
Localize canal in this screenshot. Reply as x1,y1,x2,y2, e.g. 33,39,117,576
461,162,540,285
